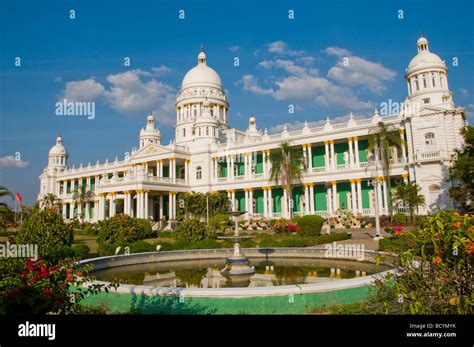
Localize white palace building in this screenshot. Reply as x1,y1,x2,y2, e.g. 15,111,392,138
39,36,466,223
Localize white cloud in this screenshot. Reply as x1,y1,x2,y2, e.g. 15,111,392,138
325,46,396,94
273,75,373,109
258,59,313,77
59,69,177,126
151,65,172,76
266,41,303,56
460,88,469,97
61,78,105,102
0,156,30,168
229,45,240,52
237,74,274,96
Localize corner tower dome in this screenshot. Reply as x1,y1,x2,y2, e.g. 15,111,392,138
48,135,68,169
405,34,452,109
139,114,161,148
181,47,222,88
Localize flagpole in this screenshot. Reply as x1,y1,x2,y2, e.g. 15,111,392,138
14,198,17,225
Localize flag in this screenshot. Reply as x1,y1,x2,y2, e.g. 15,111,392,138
15,192,22,205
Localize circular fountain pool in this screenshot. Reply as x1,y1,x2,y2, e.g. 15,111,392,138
78,248,395,314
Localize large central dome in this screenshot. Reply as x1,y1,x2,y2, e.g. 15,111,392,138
181,48,222,88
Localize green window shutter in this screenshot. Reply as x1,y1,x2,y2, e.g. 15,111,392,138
358,139,368,163
312,146,325,168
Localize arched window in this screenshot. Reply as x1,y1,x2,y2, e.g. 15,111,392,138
439,75,443,88
196,166,202,180
183,128,186,138
415,76,419,91
431,73,436,87
206,127,209,136
423,74,427,88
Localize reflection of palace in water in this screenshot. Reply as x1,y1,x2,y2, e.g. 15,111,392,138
142,266,369,288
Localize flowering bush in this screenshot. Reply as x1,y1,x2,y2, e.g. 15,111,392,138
0,257,116,314
374,211,473,314
384,225,405,236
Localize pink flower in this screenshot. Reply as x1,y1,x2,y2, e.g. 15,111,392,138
394,225,404,232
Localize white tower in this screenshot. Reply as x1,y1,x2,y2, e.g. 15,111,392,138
405,34,453,109
175,47,229,145
47,135,68,172
139,114,161,148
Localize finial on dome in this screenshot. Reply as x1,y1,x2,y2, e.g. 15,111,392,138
198,45,207,64
417,34,429,52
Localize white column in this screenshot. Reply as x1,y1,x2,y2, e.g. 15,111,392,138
354,137,360,166
62,203,68,219
307,145,313,172
185,160,189,184
249,189,254,217
226,156,231,181
309,184,315,214
231,191,236,211
302,145,308,171
382,178,389,214
400,129,407,162
85,202,90,221
244,189,249,215
159,195,164,219
331,181,338,212
357,179,363,213
168,193,173,219
348,138,354,167
144,190,149,220
324,141,330,171
267,188,273,218
263,188,268,217
330,141,336,171
262,151,267,178
93,201,99,222
99,194,106,220
136,191,143,218
350,180,357,214
326,186,332,215
304,184,310,214
244,154,249,179
213,157,218,181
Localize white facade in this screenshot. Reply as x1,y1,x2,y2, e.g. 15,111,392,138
38,36,466,222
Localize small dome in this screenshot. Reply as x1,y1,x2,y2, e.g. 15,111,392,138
49,136,67,156
407,35,445,75
182,48,222,88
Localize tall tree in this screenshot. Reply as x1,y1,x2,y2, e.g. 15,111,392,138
449,126,474,212
368,121,403,218
269,142,306,220
392,182,425,222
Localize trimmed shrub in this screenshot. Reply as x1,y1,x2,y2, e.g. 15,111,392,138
97,214,152,249
71,244,90,260
271,218,291,234
293,215,325,236
208,213,231,234
392,213,408,225
174,219,209,242
17,209,74,263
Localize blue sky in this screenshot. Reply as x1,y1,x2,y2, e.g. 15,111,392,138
1,0,473,205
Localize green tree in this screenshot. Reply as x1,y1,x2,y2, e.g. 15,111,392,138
176,191,230,221
72,184,94,221
269,142,306,220
0,186,13,209
368,121,403,218
392,182,425,222
449,126,474,212
17,209,74,263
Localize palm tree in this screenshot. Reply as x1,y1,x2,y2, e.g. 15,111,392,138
72,184,94,221
269,142,306,220
368,121,403,218
0,186,13,209
392,182,425,223
40,193,57,209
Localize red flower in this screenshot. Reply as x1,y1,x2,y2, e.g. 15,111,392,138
432,256,442,265
43,288,53,297
453,221,462,228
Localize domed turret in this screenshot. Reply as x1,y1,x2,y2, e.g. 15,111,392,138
139,114,161,148
405,34,453,109
48,135,68,170
175,46,229,145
